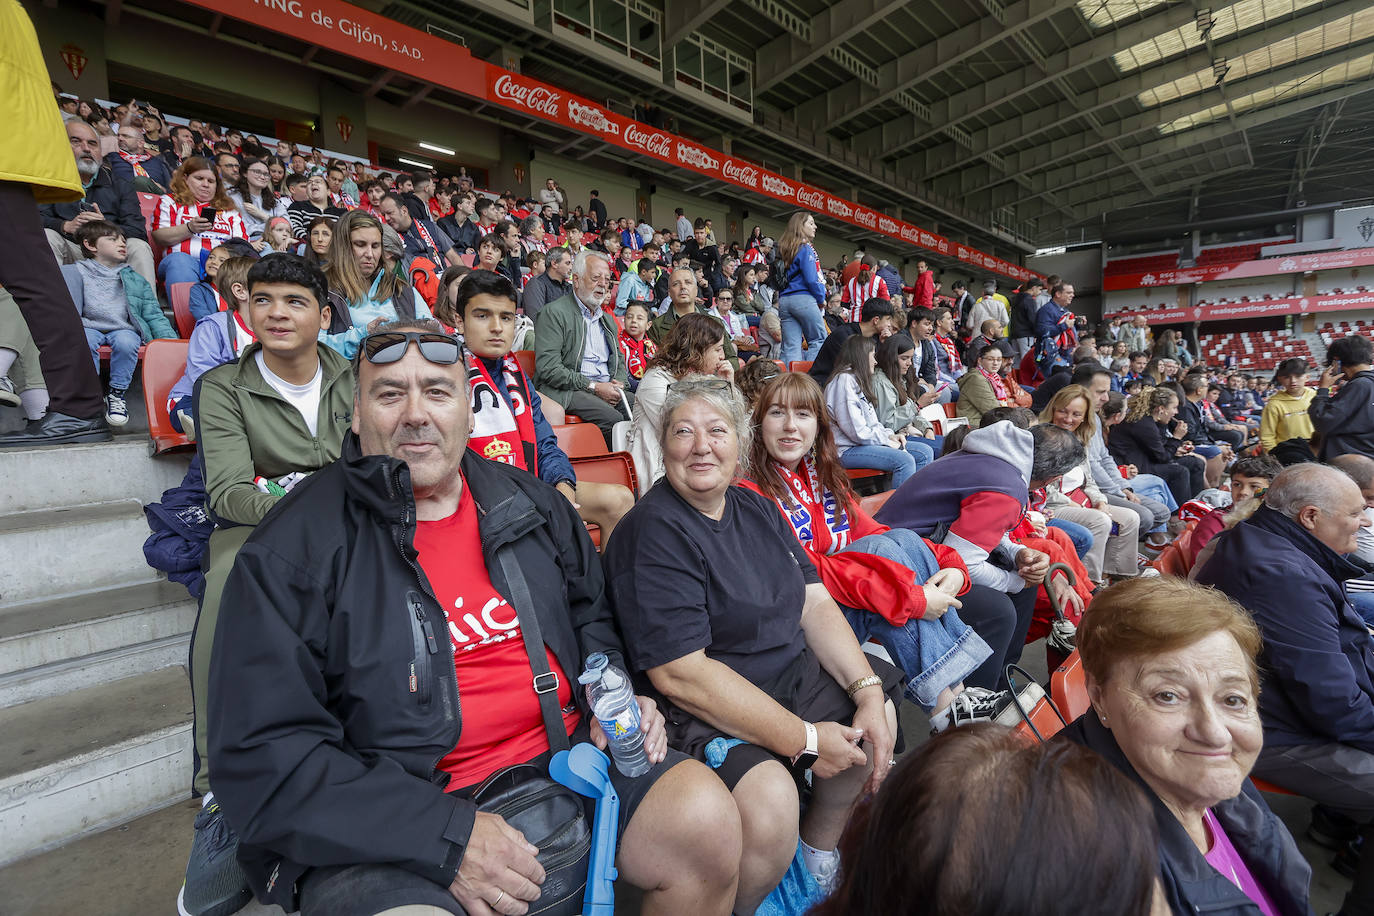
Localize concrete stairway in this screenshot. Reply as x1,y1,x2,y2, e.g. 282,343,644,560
0,438,193,869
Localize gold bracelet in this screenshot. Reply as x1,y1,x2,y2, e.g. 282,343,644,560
846,674,883,698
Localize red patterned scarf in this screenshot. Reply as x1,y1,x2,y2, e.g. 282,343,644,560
978,365,1009,401
117,149,154,178
466,352,538,472
935,334,964,373
618,331,657,380
771,456,851,556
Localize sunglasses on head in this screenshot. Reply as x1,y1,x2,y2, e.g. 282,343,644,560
361,331,461,366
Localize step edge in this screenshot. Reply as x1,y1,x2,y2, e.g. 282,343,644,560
0,597,195,646
0,578,183,615
0,634,189,693
0,792,192,869
0,719,192,788
0,499,149,534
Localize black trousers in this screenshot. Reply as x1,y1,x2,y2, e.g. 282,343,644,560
958,584,1038,691
0,181,104,418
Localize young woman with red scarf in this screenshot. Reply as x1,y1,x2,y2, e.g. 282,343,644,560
956,340,1014,428
742,372,1011,730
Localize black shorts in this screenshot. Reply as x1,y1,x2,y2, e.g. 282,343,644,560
297,726,691,916
664,647,904,792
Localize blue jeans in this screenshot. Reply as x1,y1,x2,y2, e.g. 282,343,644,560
1048,518,1094,559
1348,589,1374,627
157,250,204,290
913,433,945,458
1130,473,1177,532
777,293,826,365
841,441,929,488
837,529,992,710
1192,443,1222,459
84,327,141,390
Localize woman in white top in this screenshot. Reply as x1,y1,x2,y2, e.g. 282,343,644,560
1038,384,1142,585
628,312,735,495
824,334,934,488
227,157,288,240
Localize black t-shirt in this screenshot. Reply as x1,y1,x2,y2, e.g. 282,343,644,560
604,483,819,686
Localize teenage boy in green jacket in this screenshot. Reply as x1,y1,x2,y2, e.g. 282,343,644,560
180,254,353,916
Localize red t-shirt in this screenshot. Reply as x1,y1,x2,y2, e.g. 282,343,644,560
413,480,580,788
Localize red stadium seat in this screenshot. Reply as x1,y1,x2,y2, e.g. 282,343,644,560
513,349,536,379
789,360,813,373
1250,777,1296,796
858,490,893,515
141,339,194,455
170,282,196,338
554,422,608,458
1050,650,1090,721
569,452,637,495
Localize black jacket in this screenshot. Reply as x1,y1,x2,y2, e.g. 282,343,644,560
807,322,859,386
588,197,607,228
521,271,571,322
1029,366,1070,414
104,150,172,189
1195,505,1374,753
1176,397,1216,446
209,438,619,909
38,164,148,242
1009,290,1038,338
1310,370,1374,461
1062,711,1313,916
438,213,481,254
1108,415,1184,476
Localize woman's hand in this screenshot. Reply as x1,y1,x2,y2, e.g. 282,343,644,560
1093,498,1109,511
1125,464,1139,478
920,583,962,619
925,567,965,595
1049,573,1084,618
591,695,668,764
244,203,266,220
888,434,904,449
714,359,735,383
851,698,896,795
185,216,212,234
812,721,867,780
1173,421,1189,437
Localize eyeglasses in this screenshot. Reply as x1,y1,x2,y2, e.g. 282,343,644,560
717,296,734,302
361,331,461,365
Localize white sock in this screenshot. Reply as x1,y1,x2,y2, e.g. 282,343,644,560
0,347,16,377
19,388,47,421
929,704,953,733
201,791,215,808
799,838,837,879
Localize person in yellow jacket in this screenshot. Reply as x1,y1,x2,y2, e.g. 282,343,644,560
1259,357,1316,454
0,0,111,445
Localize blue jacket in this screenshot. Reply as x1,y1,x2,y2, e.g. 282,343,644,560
779,243,827,304
104,150,172,189
189,279,226,321
1195,504,1374,753
1062,710,1313,916
1033,300,1072,371
169,311,242,405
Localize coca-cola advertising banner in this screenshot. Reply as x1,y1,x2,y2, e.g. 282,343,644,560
1110,291,1374,324
177,0,1033,280
1104,246,1374,291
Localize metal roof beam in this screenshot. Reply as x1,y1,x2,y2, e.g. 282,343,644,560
662,0,734,48
754,0,912,92
789,0,1091,134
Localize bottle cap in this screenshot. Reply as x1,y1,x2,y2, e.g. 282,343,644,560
578,651,608,685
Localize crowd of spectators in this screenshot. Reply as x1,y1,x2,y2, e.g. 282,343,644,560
6,37,1374,915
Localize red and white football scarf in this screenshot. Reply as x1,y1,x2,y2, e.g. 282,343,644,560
771,457,850,555
935,334,964,374
618,332,657,380
466,352,538,472
413,220,441,262
117,149,154,178
978,365,1009,402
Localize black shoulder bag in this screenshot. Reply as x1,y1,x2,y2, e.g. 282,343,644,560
467,550,592,915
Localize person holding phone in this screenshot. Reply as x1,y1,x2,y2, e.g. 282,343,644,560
150,156,248,292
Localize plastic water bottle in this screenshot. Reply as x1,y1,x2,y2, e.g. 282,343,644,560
578,653,650,777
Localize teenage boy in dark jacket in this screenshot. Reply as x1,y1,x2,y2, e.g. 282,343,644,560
1312,333,1374,462
208,319,739,916
1195,463,1374,916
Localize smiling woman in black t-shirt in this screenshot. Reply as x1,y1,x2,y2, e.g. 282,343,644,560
603,376,901,908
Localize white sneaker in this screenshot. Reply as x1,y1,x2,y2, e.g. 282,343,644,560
0,376,19,408
104,392,129,426
948,686,1014,729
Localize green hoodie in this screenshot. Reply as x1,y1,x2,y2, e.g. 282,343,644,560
197,342,353,526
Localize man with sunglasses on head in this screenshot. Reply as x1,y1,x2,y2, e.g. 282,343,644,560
178,254,354,916
206,316,742,916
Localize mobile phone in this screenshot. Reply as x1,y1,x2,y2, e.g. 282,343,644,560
199,207,217,222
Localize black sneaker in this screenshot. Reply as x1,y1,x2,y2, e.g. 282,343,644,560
178,801,252,916
1331,837,1361,881
1309,804,1360,850
0,411,111,447
104,392,129,427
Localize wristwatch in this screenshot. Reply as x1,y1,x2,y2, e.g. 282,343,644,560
791,721,818,771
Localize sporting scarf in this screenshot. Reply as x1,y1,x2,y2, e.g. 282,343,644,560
1054,310,1078,353
771,456,851,555
978,365,1009,401
117,149,154,178
466,352,537,472
412,219,440,261
229,310,256,355
935,334,964,373
618,331,657,380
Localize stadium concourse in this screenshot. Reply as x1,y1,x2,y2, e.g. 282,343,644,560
2,0,1374,913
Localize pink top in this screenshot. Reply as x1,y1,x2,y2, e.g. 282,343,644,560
1202,809,1279,916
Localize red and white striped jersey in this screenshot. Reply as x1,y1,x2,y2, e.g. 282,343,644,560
844,275,889,322
152,196,247,258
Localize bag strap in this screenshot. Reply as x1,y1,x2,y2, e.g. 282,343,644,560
498,547,572,754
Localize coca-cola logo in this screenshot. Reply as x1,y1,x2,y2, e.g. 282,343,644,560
624,124,672,157
957,246,970,259
493,74,561,118
676,142,719,171
901,226,918,243
826,198,853,219
567,99,618,137
761,174,795,198
855,209,877,228
796,188,826,209
878,217,899,234
937,239,950,254
722,159,759,188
